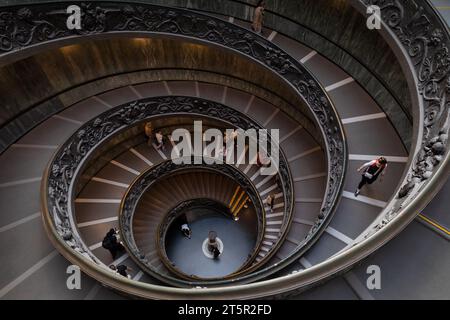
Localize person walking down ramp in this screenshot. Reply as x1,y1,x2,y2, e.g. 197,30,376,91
354,157,388,197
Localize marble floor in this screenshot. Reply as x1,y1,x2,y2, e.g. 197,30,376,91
165,209,257,278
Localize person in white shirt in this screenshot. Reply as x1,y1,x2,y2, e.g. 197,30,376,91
354,157,388,197
181,223,192,239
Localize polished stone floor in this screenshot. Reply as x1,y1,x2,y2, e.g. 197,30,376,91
165,209,257,278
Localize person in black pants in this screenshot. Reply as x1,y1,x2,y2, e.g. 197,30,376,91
212,247,221,259
102,228,125,259
110,264,133,278
354,157,388,197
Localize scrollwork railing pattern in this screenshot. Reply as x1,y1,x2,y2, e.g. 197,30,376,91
45,95,296,286
120,164,264,284
357,0,449,239
36,0,449,298
31,1,346,285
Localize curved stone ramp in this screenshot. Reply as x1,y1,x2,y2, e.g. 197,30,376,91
0,1,441,301
68,82,318,280
0,55,406,300
211,13,408,271
290,178,450,300
343,178,450,300
0,80,325,298
0,26,407,297
0,14,408,298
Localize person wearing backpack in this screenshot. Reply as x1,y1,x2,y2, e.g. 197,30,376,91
354,157,388,197
102,228,125,259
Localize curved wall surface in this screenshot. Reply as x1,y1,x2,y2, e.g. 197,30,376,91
0,37,320,152
0,0,414,147
112,0,414,147
0,0,448,300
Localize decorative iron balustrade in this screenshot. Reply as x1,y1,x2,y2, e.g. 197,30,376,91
347,0,450,241
33,0,448,298
26,0,346,287
120,164,264,284
44,95,298,286
269,0,450,298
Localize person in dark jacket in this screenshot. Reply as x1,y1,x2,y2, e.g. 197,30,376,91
212,247,221,259
354,157,388,197
110,264,133,278
102,228,125,259
154,130,165,151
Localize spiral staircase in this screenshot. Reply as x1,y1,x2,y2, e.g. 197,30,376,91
0,0,448,299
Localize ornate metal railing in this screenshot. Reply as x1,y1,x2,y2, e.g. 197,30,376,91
120,163,264,284
42,94,298,285
30,0,346,285
349,0,450,237
21,1,349,297
30,0,449,299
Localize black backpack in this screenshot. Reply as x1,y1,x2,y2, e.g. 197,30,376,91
102,235,113,249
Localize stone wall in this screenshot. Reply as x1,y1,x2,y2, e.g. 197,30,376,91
103,0,413,147
0,0,414,148
0,37,319,152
